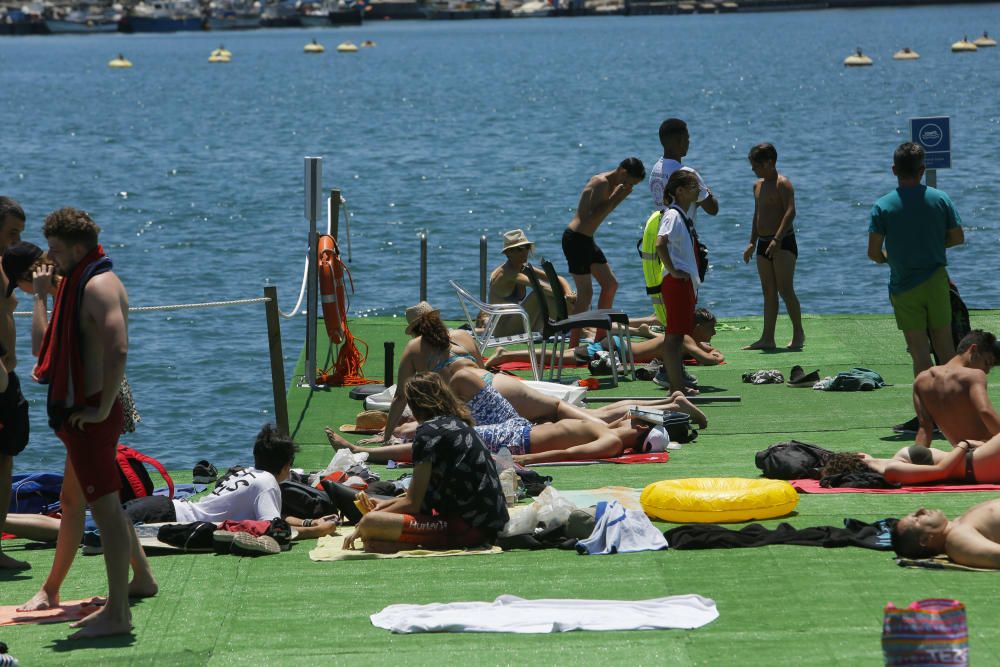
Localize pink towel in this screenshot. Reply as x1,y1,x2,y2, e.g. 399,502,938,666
791,479,1000,494
0,597,105,626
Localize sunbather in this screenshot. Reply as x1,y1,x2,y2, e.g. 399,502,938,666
3,424,339,543
484,307,724,368
891,498,1000,569
342,373,509,553
372,302,707,445
861,430,1000,485
329,368,659,464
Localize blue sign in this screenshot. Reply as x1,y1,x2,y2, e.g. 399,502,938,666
909,116,951,169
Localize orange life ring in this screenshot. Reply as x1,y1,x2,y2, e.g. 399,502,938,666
318,235,345,344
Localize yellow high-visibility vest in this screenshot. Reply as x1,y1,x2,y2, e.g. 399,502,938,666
639,210,666,325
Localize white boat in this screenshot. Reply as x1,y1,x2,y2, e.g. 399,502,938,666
511,0,551,17
207,0,261,30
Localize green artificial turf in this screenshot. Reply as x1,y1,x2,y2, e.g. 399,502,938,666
3,312,999,665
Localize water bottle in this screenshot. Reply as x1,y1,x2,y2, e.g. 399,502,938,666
494,447,518,508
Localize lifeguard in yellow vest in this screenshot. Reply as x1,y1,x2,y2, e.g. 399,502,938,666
640,209,667,325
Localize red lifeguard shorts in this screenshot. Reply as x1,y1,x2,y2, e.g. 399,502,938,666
396,514,486,548
661,274,696,336
57,393,123,503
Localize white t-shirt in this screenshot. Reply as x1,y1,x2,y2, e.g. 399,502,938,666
657,206,701,296
648,158,710,220
172,468,282,523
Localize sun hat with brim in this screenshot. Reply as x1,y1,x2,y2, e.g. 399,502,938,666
405,301,440,335
2,242,43,298
501,229,534,254
340,410,389,434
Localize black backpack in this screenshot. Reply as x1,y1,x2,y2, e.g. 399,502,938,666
280,480,337,519
755,441,835,480
662,411,699,444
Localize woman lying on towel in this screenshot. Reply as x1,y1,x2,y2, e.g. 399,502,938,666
353,301,706,448
861,432,1000,485
328,368,658,465
342,373,509,553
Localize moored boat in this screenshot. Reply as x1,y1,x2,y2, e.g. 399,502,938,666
46,6,121,34
121,1,204,32
207,0,261,30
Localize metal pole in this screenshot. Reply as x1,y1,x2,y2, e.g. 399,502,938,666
479,235,488,301
419,233,427,302
925,168,937,189
305,156,323,389
384,341,395,387
329,188,341,239
263,286,290,436
584,395,742,404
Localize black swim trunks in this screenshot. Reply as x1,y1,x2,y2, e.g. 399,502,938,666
756,233,798,259
965,447,977,483
562,228,607,275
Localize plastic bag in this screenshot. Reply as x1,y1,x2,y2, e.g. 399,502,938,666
533,486,576,533
499,504,539,538
309,449,370,487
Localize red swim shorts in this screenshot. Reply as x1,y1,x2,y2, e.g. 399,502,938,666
661,274,696,336
396,514,486,549
57,393,123,503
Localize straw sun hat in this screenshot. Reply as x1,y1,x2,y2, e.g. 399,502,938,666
404,301,440,335
340,410,389,434
501,229,534,254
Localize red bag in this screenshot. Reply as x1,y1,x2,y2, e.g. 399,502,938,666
116,443,174,501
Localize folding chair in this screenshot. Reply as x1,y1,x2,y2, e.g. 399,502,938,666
540,259,636,382
449,279,541,381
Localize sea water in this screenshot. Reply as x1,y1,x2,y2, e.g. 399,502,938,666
1,6,998,469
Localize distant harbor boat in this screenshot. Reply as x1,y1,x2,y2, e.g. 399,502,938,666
46,5,121,33
422,0,505,20
121,1,204,32
207,0,261,30
362,0,425,20
261,0,301,27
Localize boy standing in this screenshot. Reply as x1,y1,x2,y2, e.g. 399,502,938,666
742,143,805,350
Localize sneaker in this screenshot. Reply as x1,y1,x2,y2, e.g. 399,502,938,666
892,416,941,436
228,531,280,557
212,530,237,554
653,369,699,390
81,529,103,555
635,360,662,381
192,460,218,484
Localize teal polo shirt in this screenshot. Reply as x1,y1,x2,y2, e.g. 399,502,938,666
869,185,961,294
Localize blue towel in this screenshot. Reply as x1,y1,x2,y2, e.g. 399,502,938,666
576,501,667,555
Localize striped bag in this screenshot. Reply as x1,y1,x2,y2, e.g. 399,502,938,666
882,598,968,666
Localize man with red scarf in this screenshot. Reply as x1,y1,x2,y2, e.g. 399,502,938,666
19,208,156,639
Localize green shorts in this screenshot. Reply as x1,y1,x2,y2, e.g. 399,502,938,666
890,266,951,332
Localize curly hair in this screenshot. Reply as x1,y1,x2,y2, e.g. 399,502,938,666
403,371,474,427
819,452,868,478
43,207,101,247
410,311,450,350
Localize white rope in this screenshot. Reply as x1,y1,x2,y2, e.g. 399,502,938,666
13,296,271,317
278,254,310,320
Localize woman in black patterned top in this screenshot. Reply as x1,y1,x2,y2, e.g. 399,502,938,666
343,372,509,552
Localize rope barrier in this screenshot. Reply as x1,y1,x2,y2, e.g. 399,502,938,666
13,296,271,317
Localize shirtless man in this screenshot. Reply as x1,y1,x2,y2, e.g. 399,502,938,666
562,158,645,345
19,208,156,640
910,330,1000,448
891,499,1000,569
0,197,27,571
742,143,804,350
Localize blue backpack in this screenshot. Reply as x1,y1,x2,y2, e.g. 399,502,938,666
8,472,64,514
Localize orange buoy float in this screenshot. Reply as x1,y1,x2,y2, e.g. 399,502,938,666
318,234,347,344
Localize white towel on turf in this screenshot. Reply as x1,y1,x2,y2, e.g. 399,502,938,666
370,594,718,633
575,500,668,555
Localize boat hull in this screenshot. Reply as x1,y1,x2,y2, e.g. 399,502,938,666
121,16,204,32
47,18,120,33
206,15,260,29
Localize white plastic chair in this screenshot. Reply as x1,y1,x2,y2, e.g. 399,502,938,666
449,279,542,381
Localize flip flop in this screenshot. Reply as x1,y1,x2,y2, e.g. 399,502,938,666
787,365,820,388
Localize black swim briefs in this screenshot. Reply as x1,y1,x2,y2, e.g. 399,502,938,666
756,234,798,259
562,228,607,275
965,447,977,484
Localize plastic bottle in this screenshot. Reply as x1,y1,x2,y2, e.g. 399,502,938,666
494,447,518,507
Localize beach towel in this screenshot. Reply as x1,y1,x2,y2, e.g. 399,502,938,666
308,534,502,562
0,598,105,627
370,594,719,634
576,500,667,555
364,380,586,411
557,487,642,510
528,452,670,467
495,361,586,371
664,518,895,551
33,245,112,429
791,479,1000,494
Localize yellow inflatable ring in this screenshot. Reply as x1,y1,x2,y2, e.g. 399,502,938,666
641,477,798,523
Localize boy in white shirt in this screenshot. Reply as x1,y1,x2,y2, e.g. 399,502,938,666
655,171,703,395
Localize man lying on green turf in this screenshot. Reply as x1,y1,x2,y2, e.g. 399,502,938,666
861,430,1000,486
891,498,1000,569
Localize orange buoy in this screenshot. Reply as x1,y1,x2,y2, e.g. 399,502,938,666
318,235,346,344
